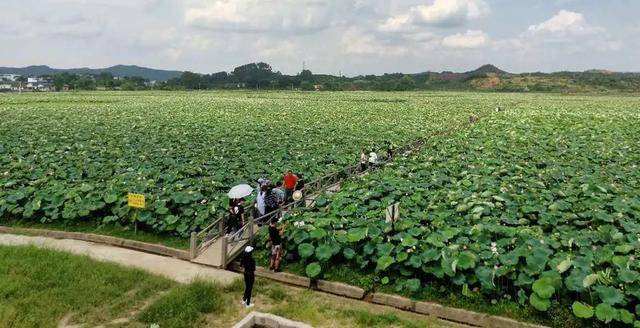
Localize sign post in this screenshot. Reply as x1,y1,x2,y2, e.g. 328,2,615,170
127,193,145,234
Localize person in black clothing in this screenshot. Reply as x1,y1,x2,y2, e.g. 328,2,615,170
295,173,305,192
241,246,256,308
227,203,244,235
386,141,394,160
263,187,279,222
268,217,284,271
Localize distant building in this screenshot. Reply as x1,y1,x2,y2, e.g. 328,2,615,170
0,83,12,92
26,77,53,91
0,74,20,82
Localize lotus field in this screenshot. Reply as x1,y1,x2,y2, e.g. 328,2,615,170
267,94,640,326
2,91,640,326
0,91,494,236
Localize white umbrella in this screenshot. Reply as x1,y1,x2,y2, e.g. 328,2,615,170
228,184,254,199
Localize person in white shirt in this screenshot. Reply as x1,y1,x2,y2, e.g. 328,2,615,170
360,149,368,172
255,185,266,218
369,149,378,165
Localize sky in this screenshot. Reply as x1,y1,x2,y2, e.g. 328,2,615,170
1,0,638,75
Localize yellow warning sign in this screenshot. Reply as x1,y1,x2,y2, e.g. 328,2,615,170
127,193,145,209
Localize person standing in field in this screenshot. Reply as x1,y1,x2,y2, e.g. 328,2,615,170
369,149,378,167
241,246,256,308
282,170,299,203
386,141,394,160
268,217,284,271
360,149,368,172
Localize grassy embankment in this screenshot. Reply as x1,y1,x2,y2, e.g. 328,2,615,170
0,245,450,328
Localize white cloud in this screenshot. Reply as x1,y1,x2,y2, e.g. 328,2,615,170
162,48,183,61
14,14,104,39
255,38,297,58
442,30,489,48
341,28,408,56
413,0,489,26
184,0,344,34
492,10,617,64
527,10,598,36
379,14,413,32
380,0,489,31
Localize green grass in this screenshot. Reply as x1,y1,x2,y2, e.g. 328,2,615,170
0,245,174,328
0,245,448,328
2,220,190,249
137,280,224,328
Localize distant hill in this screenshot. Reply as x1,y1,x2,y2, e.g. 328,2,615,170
465,64,509,76
0,65,182,81
2,62,639,92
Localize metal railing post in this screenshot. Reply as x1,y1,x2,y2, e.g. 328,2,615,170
249,217,254,245
220,235,228,269
218,217,225,238
190,232,197,259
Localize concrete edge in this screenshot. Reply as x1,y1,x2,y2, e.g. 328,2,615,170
1,225,547,328
228,262,311,288
371,292,415,311
316,279,365,300
228,261,548,328
232,311,314,328
0,226,191,260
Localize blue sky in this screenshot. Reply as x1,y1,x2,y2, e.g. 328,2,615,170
0,0,638,75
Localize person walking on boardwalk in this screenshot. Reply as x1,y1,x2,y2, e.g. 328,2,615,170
264,186,279,222
282,170,299,203
242,246,256,308
268,217,284,271
254,184,267,218
227,199,244,235
295,173,305,193
359,149,368,172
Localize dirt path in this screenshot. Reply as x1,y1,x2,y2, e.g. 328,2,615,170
0,233,239,284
